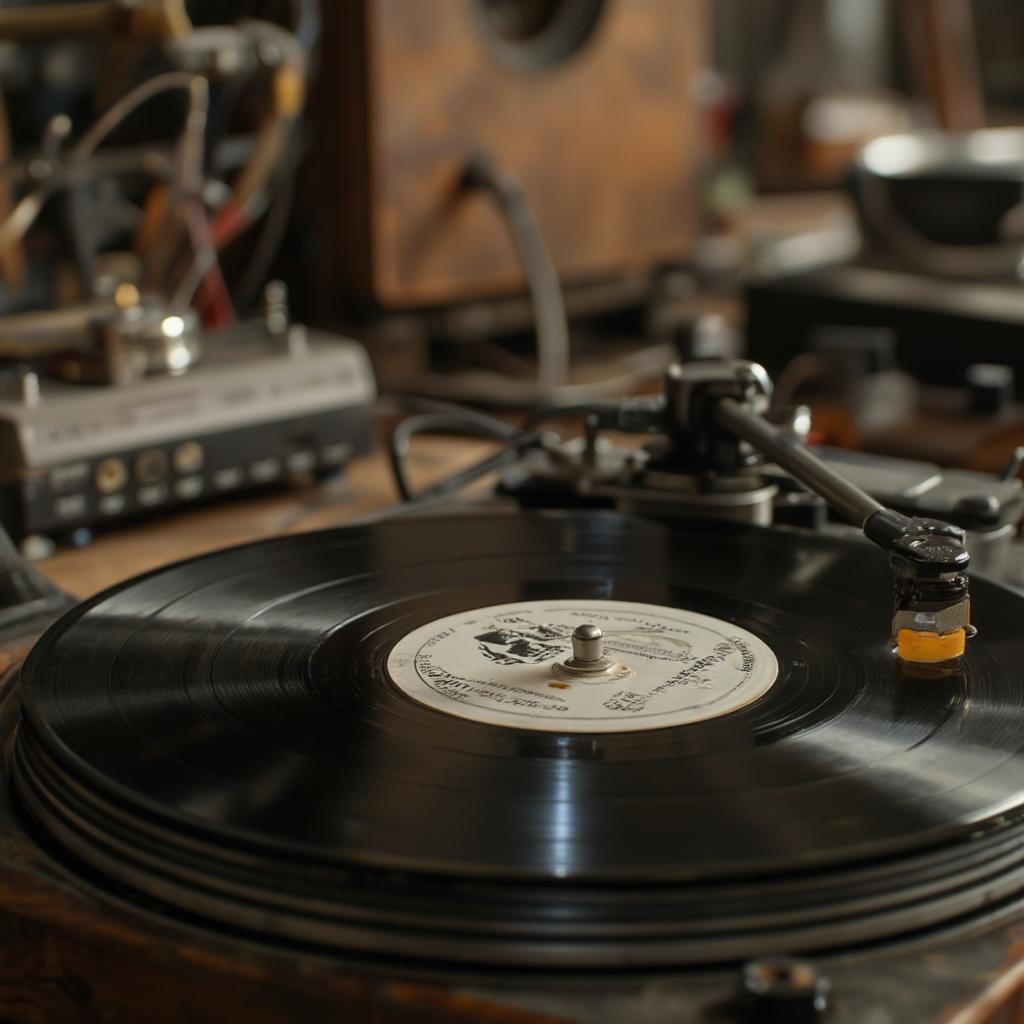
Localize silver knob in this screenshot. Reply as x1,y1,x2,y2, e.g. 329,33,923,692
554,622,617,680
263,279,290,337
19,369,40,407
571,624,604,663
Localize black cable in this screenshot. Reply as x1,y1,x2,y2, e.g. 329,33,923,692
461,152,570,396
392,395,525,439
408,444,534,504
388,388,672,504
388,393,653,505
232,1,319,310
232,120,306,310
389,411,530,503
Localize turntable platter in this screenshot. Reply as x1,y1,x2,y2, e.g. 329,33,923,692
14,512,1024,966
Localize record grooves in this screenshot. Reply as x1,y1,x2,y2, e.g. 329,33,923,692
13,512,1024,968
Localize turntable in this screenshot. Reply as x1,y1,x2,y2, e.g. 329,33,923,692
2,362,1024,1023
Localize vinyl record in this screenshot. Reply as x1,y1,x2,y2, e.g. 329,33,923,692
13,511,1024,967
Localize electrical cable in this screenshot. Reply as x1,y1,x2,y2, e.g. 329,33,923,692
387,393,649,504
387,386,673,504
0,18,301,318
231,115,313,310
231,151,296,309
405,344,673,409
462,153,570,397
401,156,676,410
226,23,308,211
171,20,309,306
174,198,235,322
290,0,321,52
388,411,530,502
76,72,202,162
0,71,204,258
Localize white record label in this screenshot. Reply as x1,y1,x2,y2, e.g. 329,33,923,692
386,599,778,733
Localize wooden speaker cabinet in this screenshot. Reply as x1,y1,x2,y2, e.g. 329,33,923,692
310,0,706,312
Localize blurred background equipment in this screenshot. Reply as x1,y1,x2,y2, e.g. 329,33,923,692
0,0,375,549
0,292,374,546
5,0,1024,547
311,0,704,310
307,0,707,402
730,0,1024,483
746,125,1024,405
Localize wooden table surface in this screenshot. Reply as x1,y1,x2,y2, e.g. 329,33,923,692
35,436,495,599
